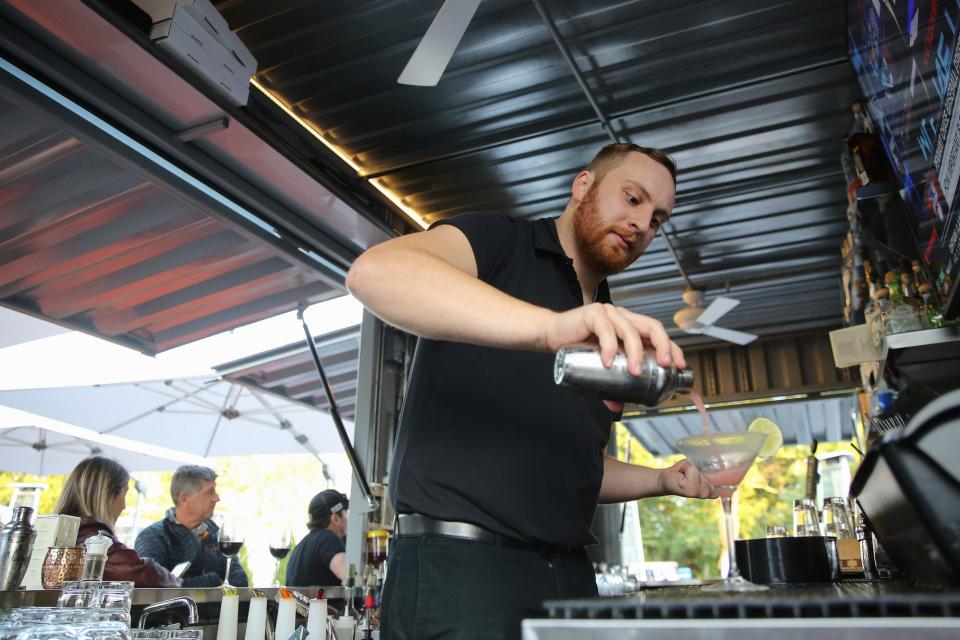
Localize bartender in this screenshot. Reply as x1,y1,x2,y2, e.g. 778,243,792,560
347,142,717,640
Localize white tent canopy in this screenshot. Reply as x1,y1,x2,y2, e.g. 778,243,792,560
0,378,353,462
0,405,208,475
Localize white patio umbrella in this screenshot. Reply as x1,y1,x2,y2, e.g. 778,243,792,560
0,378,351,469
0,405,209,475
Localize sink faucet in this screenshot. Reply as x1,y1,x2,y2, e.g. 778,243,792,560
137,596,199,629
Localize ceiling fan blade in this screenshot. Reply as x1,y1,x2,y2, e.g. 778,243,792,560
695,296,740,327
700,325,758,345
398,0,483,86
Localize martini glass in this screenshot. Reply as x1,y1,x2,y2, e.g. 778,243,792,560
676,431,768,592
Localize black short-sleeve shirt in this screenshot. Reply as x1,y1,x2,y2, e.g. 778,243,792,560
388,213,616,546
285,529,344,587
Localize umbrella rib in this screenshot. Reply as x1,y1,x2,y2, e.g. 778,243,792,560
142,381,224,413
103,383,212,435
247,387,325,462
203,385,241,457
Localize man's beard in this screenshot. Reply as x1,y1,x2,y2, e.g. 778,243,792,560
573,182,641,275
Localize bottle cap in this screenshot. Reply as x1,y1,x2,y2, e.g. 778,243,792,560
83,531,111,556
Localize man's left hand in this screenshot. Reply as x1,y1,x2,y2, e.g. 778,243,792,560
657,459,718,499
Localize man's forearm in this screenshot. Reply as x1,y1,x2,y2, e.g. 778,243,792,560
598,456,665,503
348,245,553,350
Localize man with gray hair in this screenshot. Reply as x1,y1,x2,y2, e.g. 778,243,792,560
135,465,247,587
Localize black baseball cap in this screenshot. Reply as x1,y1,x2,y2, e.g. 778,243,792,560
309,490,349,521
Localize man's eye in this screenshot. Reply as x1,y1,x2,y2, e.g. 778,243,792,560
651,218,662,229
625,193,640,205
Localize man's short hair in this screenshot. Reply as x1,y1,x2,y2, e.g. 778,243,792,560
585,142,677,185
170,465,217,505
307,490,349,531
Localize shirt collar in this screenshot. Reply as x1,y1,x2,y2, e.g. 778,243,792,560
534,217,613,303
533,217,569,259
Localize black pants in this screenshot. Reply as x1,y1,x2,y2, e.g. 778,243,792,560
380,535,597,640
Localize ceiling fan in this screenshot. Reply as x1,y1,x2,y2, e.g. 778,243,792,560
672,288,758,346
398,0,483,86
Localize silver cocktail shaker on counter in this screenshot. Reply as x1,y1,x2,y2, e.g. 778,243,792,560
554,344,694,406
0,506,37,590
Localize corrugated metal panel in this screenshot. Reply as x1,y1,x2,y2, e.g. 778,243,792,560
215,326,361,419
0,87,341,354
219,0,858,344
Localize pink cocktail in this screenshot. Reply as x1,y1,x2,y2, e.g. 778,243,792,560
675,431,768,592
702,463,753,497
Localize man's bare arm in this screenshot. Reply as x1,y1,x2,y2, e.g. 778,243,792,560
599,456,717,503
347,226,685,369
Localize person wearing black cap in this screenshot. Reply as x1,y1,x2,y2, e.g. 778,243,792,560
285,490,349,587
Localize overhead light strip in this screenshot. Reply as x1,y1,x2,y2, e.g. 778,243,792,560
250,78,429,230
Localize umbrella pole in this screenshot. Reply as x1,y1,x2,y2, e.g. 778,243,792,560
298,309,378,513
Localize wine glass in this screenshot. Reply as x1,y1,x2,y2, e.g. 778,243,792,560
675,431,768,592
216,519,244,588
268,528,292,586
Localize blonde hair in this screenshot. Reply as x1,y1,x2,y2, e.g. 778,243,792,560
54,457,129,528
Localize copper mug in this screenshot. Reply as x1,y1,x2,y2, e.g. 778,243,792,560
41,547,85,589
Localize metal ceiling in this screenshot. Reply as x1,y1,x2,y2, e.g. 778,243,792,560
215,0,858,345
0,0,862,354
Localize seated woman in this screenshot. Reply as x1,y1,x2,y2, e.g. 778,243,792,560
55,456,180,587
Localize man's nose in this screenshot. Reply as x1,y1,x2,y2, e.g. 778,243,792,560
630,208,654,235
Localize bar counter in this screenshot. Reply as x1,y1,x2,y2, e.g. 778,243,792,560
0,586,344,609
523,579,960,639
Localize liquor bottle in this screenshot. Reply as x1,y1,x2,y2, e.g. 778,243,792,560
883,272,924,334
359,574,378,639
918,283,944,329
864,282,889,349
846,103,894,188
343,563,360,622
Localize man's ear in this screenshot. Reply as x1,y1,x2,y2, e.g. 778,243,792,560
571,170,593,203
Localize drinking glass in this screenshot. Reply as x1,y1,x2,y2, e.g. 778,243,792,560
822,497,854,539
57,581,97,608
92,581,134,615
675,431,768,592
217,519,244,588
269,528,293,587
765,525,788,538
793,498,821,536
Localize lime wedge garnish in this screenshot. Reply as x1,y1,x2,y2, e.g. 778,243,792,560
748,417,783,458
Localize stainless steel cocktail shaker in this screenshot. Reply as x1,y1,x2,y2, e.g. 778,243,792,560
0,506,37,590
554,344,694,406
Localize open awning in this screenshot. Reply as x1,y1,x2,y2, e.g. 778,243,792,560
215,325,361,420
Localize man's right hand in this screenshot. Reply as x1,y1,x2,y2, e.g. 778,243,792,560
544,302,686,375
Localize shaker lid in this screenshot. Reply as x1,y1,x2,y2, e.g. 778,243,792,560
83,530,112,555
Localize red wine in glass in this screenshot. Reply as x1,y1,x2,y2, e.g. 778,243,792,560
218,541,244,557
269,546,291,560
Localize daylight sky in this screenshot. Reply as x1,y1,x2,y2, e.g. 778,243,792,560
0,295,364,391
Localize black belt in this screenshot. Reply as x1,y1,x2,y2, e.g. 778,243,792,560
394,513,582,557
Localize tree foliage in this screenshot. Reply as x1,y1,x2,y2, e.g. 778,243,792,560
613,423,859,579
